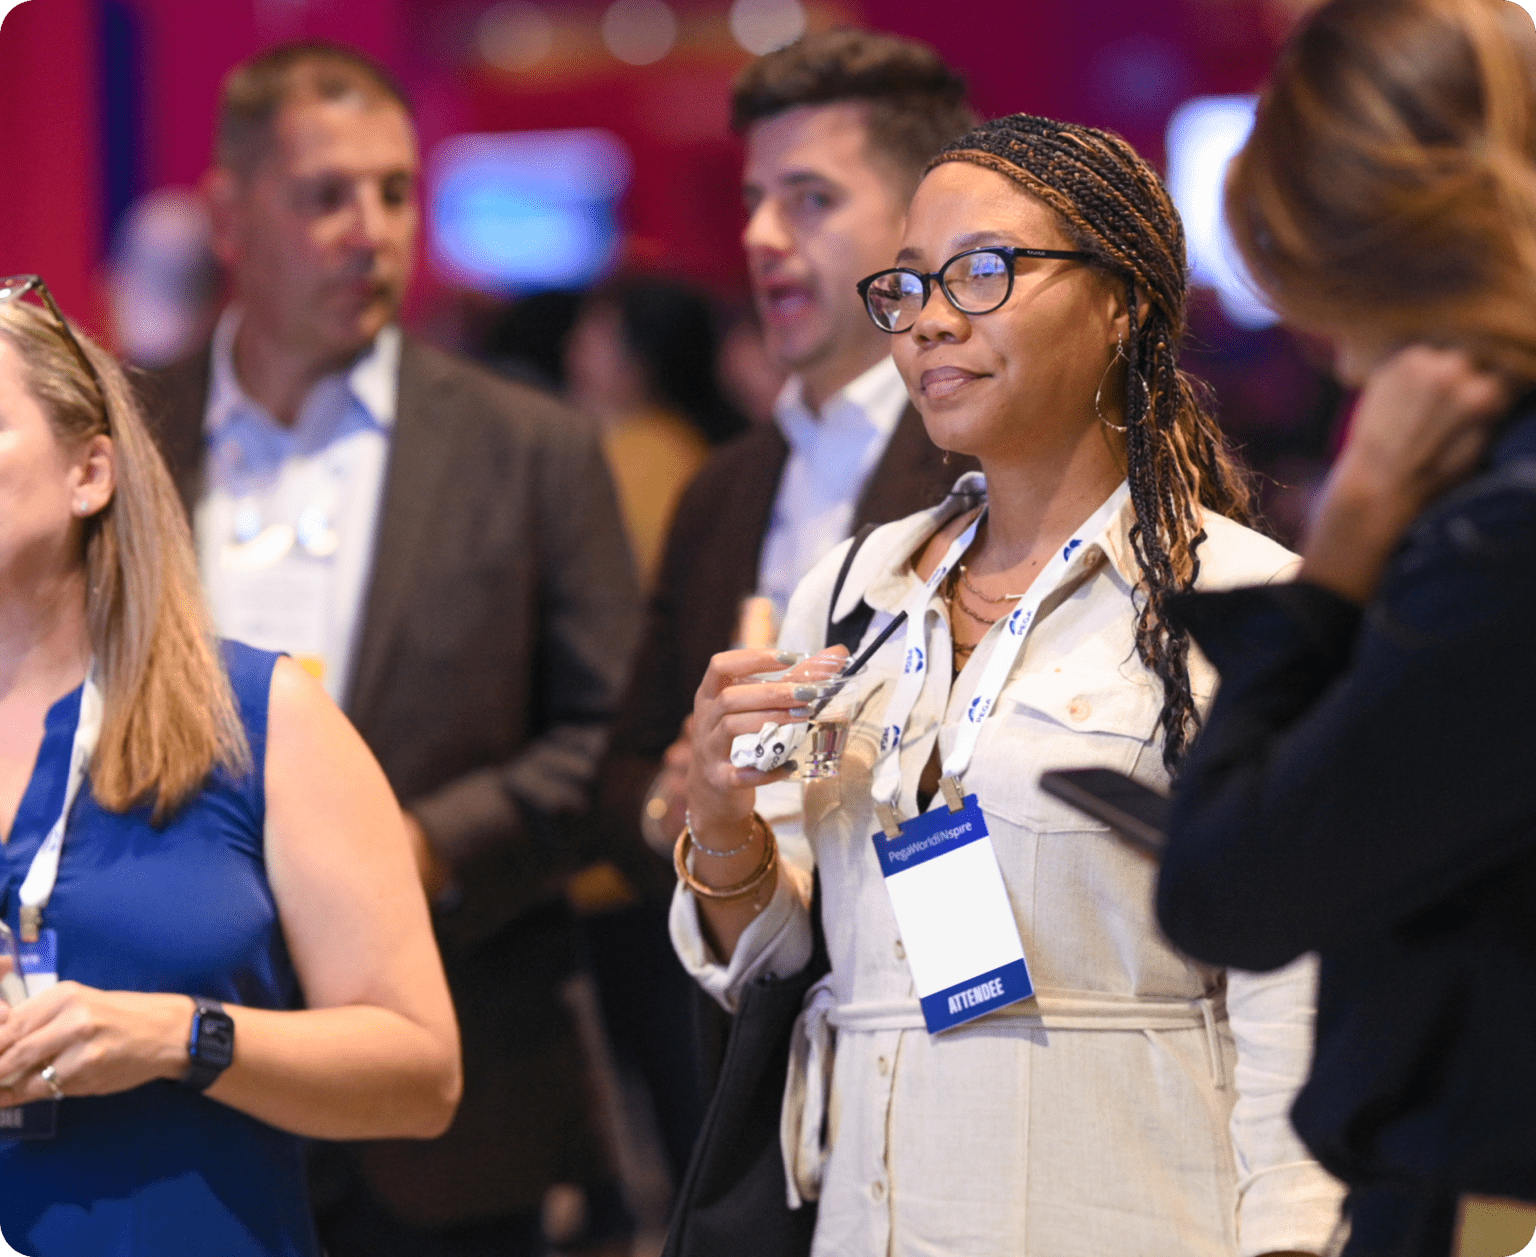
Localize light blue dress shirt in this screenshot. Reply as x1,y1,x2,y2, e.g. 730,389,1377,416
194,308,399,703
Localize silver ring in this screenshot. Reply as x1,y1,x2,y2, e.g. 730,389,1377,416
37,1064,64,1101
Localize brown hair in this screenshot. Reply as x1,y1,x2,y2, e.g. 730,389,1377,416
1227,0,1536,377
217,40,411,178
932,114,1257,771
0,302,249,821
731,29,978,194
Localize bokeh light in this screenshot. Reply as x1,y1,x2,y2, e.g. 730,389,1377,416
601,0,678,66
476,2,556,73
728,0,807,56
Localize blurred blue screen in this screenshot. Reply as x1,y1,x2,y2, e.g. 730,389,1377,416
429,129,632,292
1166,95,1276,330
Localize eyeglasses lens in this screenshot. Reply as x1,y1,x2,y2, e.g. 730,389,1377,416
942,251,1011,313
866,271,925,333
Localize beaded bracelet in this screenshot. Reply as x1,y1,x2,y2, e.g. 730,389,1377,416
674,814,778,902
683,811,759,858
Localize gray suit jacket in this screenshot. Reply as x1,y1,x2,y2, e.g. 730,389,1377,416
142,334,641,1221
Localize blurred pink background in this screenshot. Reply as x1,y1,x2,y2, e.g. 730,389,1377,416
0,0,1340,535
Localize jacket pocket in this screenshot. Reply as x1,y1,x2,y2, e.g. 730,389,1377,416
987,667,1164,834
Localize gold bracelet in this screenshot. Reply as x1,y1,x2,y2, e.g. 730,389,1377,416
674,813,778,901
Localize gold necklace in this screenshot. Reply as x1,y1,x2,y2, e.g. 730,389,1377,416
943,571,1004,626
957,562,1027,604
942,574,988,675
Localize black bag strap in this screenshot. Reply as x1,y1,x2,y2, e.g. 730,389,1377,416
804,526,879,971
825,523,878,655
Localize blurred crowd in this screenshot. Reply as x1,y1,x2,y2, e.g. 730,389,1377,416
4,6,1536,1257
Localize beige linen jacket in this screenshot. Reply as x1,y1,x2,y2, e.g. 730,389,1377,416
672,480,1346,1257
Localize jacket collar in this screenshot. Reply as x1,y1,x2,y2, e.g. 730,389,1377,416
833,473,1139,624
343,337,457,719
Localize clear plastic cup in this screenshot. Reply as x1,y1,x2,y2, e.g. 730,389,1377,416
798,669,864,780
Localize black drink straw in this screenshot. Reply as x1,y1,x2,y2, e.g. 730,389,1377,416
807,609,909,719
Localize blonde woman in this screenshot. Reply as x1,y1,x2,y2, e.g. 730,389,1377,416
1158,1,1536,1251
0,277,460,1257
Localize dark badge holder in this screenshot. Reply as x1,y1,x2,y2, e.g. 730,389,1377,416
0,1099,58,1140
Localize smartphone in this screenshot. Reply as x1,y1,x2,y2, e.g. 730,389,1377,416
0,922,26,1007
1039,767,1171,858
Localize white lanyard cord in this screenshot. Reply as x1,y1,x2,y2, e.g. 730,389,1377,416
870,510,986,808
870,482,1131,819
19,670,103,942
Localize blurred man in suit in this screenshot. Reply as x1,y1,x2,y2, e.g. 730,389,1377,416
586,28,979,1184
144,41,639,1257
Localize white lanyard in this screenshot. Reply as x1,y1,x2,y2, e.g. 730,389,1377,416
871,482,1131,821
18,672,103,943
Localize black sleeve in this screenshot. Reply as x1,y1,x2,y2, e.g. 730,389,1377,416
1156,480,1536,972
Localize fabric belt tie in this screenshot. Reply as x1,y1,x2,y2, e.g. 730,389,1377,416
780,976,838,1210
778,987,1225,1208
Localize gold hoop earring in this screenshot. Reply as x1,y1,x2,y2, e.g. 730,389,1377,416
1095,333,1129,433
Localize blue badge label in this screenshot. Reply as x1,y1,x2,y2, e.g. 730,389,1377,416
872,797,987,877
19,929,57,979
920,959,1034,1034
19,928,58,999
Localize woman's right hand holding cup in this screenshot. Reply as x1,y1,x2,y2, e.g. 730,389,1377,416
686,647,846,840
684,647,846,959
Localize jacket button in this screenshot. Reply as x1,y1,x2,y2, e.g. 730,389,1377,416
894,940,906,960
871,1180,886,1201
877,1056,890,1076
1068,698,1091,721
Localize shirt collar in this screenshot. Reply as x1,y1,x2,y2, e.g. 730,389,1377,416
772,355,908,453
853,473,1140,619
1094,490,1148,590
205,306,401,437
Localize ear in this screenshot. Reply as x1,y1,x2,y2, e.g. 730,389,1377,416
69,434,116,518
1101,276,1153,348
202,167,244,270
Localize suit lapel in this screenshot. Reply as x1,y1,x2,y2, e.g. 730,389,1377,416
728,425,790,597
142,348,213,518
344,338,457,722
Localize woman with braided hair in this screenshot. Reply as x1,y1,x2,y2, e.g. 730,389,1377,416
670,112,1343,1255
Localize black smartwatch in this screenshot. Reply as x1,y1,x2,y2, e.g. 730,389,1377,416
182,997,235,1091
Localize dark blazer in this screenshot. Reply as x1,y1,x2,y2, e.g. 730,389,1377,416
1156,403,1536,1246
595,402,971,900
142,336,642,1224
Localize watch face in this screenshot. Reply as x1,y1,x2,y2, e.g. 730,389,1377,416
195,1009,235,1069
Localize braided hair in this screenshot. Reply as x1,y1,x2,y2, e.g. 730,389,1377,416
931,113,1256,772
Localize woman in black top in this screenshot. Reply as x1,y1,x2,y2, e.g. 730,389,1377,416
1155,1,1536,1253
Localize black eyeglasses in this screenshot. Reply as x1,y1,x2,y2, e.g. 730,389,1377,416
0,274,108,415
857,246,1096,334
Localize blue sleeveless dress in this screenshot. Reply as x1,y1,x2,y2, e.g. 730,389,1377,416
0,642,319,1257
